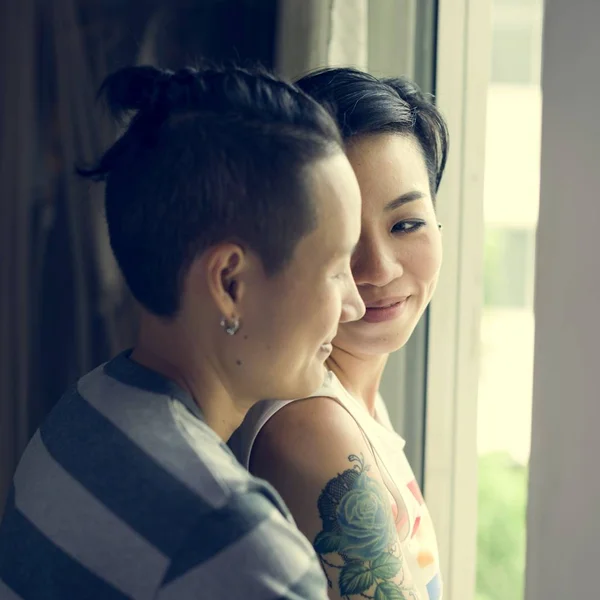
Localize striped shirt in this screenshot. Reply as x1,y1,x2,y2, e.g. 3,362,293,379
0,352,328,599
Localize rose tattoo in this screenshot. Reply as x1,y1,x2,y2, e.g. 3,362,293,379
313,454,416,600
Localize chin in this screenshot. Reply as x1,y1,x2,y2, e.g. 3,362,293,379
337,323,418,358
355,337,411,358
276,363,326,401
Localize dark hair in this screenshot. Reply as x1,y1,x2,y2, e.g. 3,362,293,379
79,65,342,317
295,68,449,196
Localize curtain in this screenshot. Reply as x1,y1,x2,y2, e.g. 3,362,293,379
0,0,37,516
0,0,141,516
274,0,367,79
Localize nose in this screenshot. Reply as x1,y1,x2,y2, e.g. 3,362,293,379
352,236,404,288
340,276,366,323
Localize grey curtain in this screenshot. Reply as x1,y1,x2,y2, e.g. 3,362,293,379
0,0,138,516
274,0,368,79
0,0,37,516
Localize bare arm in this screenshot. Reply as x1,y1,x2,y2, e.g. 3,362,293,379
250,397,421,600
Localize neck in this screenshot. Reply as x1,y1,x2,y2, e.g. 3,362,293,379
131,316,246,441
326,346,389,415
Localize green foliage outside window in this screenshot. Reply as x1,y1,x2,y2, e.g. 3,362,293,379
476,453,528,600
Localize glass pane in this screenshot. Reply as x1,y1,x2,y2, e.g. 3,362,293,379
495,0,539,7
476,0,544,598
491,26,535,85
484,228,536,308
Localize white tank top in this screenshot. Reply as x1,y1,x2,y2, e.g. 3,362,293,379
229,372,443,600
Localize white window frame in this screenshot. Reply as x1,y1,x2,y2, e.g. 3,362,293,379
424,1,491,599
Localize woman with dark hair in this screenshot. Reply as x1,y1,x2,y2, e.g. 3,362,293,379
231,68,449,600
0,64,365,599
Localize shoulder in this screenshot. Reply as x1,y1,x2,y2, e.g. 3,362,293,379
248,398,418,599
229,398,295,468
251,395,368,475
249,395,383,534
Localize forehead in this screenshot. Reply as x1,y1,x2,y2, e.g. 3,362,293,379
345,134,430,204
296,152,361,260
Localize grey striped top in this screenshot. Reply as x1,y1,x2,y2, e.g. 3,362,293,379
0,352,328,599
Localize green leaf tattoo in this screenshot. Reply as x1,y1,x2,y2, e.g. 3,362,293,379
314,454,413,599
374,581,406,600
371,554,402,580
339,562,376,595
314,531,344,555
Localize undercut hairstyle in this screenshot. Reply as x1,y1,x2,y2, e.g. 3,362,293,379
79,64,343,317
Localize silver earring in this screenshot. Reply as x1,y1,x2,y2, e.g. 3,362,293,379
220,316,240,336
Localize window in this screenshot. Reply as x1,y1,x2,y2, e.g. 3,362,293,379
484,228,536,309
491,26,536,85
491,0,543,86
476,0,543,598
425,1,543,598
494,0,539,8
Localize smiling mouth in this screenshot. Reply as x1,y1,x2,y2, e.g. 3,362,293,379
361,297,410,323
364,295,409,308
368,301,400,309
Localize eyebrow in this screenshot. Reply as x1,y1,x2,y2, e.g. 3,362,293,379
384,191,427,212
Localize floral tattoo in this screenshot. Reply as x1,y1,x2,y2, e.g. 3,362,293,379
313,454,416,600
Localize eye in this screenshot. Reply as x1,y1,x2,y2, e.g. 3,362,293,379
391,219,426,234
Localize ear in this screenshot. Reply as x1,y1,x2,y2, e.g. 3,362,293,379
204,242,247,318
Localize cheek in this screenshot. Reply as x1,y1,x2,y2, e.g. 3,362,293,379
242,284,295,343
407,236,442,288
297,280,342,344
276,282,337,346
310,283,338,324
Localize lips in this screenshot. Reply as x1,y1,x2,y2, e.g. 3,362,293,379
364,296,409,309
361,296,410,324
